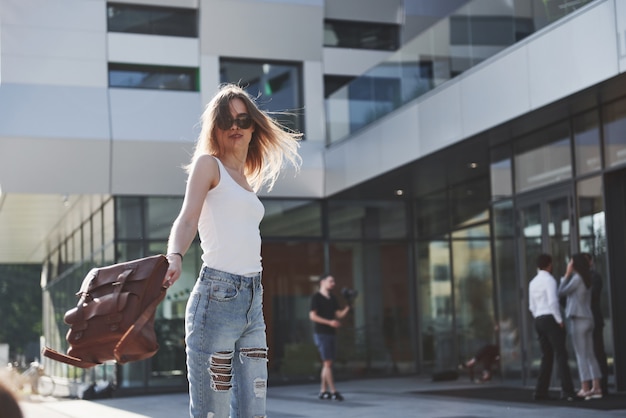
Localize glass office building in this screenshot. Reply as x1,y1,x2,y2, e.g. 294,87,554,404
2,0,625,395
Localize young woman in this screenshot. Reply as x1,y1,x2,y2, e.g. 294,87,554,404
558,253,603,400
163,83,301,418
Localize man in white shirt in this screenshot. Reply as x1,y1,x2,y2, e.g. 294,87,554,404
528,253,579,401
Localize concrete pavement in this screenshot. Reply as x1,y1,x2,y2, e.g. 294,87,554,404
18,376,626,418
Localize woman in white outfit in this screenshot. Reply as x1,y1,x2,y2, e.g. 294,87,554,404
558,253,603,400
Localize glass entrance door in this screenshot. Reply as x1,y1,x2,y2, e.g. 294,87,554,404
516,187,575,386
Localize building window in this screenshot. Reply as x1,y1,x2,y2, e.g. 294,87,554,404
324,19,399,51
220,59,303,133
108,63,199,91
107,3,198,37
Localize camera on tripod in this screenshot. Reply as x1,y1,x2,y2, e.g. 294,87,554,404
341,287,359,305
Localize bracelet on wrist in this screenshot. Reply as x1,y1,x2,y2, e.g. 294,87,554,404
167,252,184,262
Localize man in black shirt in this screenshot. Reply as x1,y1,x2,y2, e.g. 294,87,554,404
309,274,350,401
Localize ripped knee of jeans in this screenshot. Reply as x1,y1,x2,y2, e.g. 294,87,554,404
239,347,269,398
238,347,269,363
209,351,234,392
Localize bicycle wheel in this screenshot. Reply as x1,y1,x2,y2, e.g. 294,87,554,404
37,374,55,396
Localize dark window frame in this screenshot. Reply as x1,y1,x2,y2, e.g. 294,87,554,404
324,19,400,51
219,58,305,134
107,2,198,38
108,63,199,91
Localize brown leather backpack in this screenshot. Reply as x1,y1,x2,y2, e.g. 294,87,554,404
43,254,169,368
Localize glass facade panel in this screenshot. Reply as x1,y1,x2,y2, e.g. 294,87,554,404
116,197,143,240
328,200,407,240
450,178,490,229
574,110,602,175
107,3,198,37
261,241,324,379
329,241,413,375
547,196,571,265
490,145,513,199
103,201,114,239
220,59,303,133
514,123,571,193
109,64,198,91
146,197,182,240
492,236,521,379
577,176,606,256
324,19,399,50
452,234,494,363
261,200,322,237
326,0,595,144
603,97,626,168
415,191,448,239
92,211,104,263
493,199,514,238
417,240,452,371
576,176,613,379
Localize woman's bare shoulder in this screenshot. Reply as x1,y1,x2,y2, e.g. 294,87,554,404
190,154,220,188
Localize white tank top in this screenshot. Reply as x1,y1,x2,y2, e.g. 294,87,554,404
198,157,264,275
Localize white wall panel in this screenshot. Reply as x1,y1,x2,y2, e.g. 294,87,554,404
110,140,191,195
199,55,221,107
302,60,325,142
108,89,202,142
0,137,110,194
617,0,626,73
199,0,323,61
0,0,105,31
1,55,107,87
0,84,110,138
418,83,463,156
460,47,530,139
324,104,419,196
108,34,199,67
527,0,618,110
0,3,106,86
1,26,105,61
380,105,420,169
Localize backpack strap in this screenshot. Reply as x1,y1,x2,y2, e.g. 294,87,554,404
42,347,100,368
114,287,167,364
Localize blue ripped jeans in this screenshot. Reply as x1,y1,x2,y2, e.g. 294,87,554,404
185,266,268,418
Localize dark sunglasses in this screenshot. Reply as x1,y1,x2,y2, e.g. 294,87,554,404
216,114,254,130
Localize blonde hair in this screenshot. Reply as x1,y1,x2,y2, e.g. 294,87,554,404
188,83,302,192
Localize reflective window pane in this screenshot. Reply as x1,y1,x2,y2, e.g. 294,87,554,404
493,199,514,238
107,3,198,37
603,97,626,168
146,197,182,240
262,241,324,377
574,110,602,175
329,200,407,240
453,237,494,362
514,123,572,193
116,197,143,240
417,240,452,370
415,191,448,239
261,200,322,237
578,176,606,256
109,64,198,91
449,177,490,229
220,60,303,133
324,19,399,50
490,145,513,199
